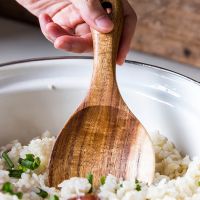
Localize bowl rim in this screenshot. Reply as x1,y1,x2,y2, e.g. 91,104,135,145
0,56,199,85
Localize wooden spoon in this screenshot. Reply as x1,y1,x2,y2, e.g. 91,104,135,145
49,0,155,187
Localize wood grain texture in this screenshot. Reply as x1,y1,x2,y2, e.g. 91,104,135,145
48,0,155,188
130,0,200,67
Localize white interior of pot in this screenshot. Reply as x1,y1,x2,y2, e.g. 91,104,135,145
0,58,200,157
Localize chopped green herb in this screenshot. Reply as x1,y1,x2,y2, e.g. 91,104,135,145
49,195,59,200
100,176,106,185
18,154,41,170
36,188,48,198
119,183,123,187
135,184,141,191
87,172,93,185
18,164,28,172
86,172,93,193
2,182,23,199
2,182,13,193
16,192,23,199
2,151,14,169
135,179,141,191
198,181,200,186
134,180,141,191
25,154,35,161
8,169,23,179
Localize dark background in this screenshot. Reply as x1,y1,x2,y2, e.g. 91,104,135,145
0,0,37,25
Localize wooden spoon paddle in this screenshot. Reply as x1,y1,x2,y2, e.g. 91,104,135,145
49,0,155,187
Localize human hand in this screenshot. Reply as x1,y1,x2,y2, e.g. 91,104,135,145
17,0,137,64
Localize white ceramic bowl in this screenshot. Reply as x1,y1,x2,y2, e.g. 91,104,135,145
0,56,200,157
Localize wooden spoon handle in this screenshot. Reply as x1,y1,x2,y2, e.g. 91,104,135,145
86,0,124,107
93,0,123,60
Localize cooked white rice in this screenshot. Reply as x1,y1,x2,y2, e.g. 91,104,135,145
0,131,199,200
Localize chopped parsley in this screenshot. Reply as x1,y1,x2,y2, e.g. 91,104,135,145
100,176,106,185
198,181,200,186
2,151,14,169
36,188,48,198
1,182,23,199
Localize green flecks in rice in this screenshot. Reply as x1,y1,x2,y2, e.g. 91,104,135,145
0,131,200,200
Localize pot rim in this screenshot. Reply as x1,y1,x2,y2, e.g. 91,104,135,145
0,56,199,85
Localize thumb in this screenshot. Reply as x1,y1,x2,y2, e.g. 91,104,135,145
73,0,113,33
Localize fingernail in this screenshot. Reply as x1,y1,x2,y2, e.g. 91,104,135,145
95,15,113,31
117,60,124,66
116,56,125,65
